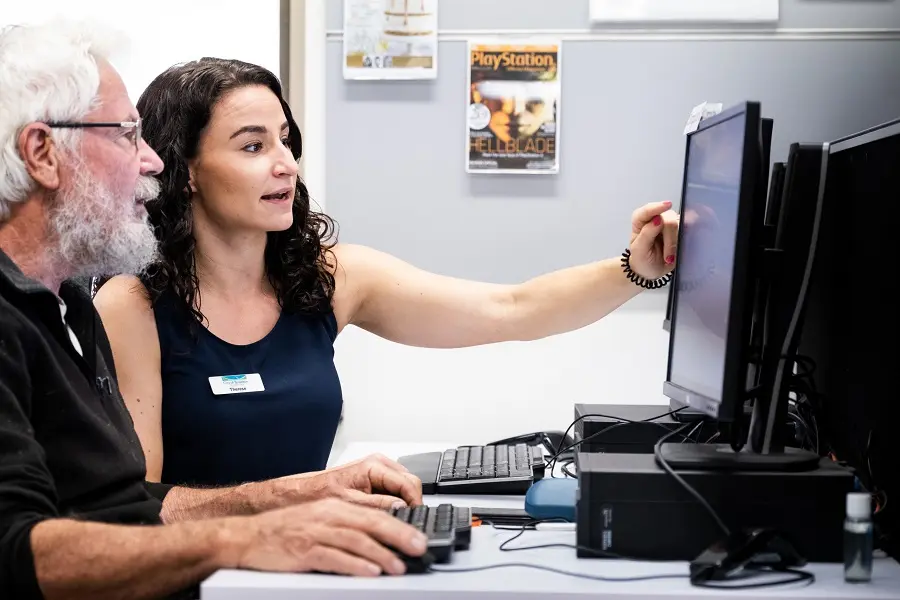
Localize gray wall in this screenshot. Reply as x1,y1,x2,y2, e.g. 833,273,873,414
324,1,900,309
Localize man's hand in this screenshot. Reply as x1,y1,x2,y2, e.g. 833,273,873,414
271,453,423,511
231,498,428,577
319,453,423,508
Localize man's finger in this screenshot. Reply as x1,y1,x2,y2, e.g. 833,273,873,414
334,503,428,558
344,489,407,510
368,453,411,474
631,201,672,232
367,463,423,507
306,544,383,577
322,526,407,576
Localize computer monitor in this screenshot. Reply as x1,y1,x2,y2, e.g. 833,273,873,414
663,118,773,337
665,114,774,421
797,118,900,554
660,101,822,471
663,102,762,422
746,143,827,455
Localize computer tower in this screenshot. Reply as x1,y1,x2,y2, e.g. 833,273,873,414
576,452,854,562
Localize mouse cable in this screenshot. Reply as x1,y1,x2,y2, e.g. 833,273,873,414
546,407,694,475
691,566,815,590
429,561,688,582
468,519,815,590
654,423,732,537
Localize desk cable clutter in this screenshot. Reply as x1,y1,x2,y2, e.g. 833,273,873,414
417,406,820,589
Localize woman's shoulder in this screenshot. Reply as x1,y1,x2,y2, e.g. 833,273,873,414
93,274,156,329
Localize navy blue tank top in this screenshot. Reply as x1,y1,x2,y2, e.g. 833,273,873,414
153,289,343,486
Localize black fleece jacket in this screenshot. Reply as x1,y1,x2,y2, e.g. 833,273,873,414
0,250,172,599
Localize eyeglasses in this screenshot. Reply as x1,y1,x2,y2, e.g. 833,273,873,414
44,118,143,153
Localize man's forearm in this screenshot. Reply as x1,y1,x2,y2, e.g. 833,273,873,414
160,473,327,523
510,258,642,341
31,517,247,600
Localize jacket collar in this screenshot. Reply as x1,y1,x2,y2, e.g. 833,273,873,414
0,247,56,297
0,248,100,375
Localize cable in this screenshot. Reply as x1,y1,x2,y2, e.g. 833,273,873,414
447,519,814,590
692,567,815,589
546,407,693,475
430,518,689,581
654,423,732,537
429,562,689,582
561,460,576,479
682,420,705,443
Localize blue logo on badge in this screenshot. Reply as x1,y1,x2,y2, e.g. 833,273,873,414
221,375,247,382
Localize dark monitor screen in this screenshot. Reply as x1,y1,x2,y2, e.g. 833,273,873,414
664,102,761,420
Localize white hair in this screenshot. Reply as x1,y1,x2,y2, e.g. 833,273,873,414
0,19,125,222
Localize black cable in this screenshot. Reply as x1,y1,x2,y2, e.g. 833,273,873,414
683,420,705,443
485,518,649,561
654,423,732,537
430,518,688,581
444,520,814,590
561,460,576,479
546,407,693,475
429,562,689,582
692,567,815,589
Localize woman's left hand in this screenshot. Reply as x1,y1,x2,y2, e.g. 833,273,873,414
628,200,680,280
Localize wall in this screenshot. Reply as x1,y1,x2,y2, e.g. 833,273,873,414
324,0,900,459
1,0,282,106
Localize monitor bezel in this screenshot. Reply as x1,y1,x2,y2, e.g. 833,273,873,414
830,117,900,155
663,101,762,421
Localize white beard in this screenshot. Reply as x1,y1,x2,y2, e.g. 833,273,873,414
46,167,160,278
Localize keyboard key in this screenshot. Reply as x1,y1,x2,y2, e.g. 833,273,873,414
468,446,482,467
495,445,509,466
436,504,453,532
483,445,495,465
411,505,427,529
455,447,469,469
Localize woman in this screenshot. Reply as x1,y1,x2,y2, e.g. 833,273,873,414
94,58,678,487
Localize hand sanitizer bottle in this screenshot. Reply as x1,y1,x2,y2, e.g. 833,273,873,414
844,492,873,583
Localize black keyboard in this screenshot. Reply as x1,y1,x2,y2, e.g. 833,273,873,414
398,443,545,495
388,504,472,567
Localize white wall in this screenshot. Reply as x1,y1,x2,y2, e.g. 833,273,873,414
329,304,673,462
1,0,282,105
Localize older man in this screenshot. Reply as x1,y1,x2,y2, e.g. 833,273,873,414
0,20,426,600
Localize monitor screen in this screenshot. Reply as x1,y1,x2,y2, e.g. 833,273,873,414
667,112,747,405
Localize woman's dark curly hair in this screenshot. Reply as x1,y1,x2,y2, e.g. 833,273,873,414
136,57,336,323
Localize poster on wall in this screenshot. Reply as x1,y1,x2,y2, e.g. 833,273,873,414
342,0,438,80
466,40,561,175
589,0,779,23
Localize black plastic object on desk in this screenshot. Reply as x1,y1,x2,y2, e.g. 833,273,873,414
386,504,472,573
398,443,545,495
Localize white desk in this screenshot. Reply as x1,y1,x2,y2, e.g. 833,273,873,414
201,442,900,600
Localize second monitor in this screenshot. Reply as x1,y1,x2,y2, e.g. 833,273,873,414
659,101,821,471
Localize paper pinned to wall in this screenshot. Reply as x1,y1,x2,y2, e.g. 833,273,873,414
589,0,779,23
343,0,438,80
466,40,562,175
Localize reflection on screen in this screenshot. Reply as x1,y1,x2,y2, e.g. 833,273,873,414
669,114,745,403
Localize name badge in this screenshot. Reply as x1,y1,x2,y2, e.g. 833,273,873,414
209,373,265,395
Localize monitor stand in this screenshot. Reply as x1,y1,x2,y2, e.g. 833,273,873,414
656,443,820,472
659,376,821,472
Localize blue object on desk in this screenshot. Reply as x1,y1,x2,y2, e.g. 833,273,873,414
525,478,577,522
